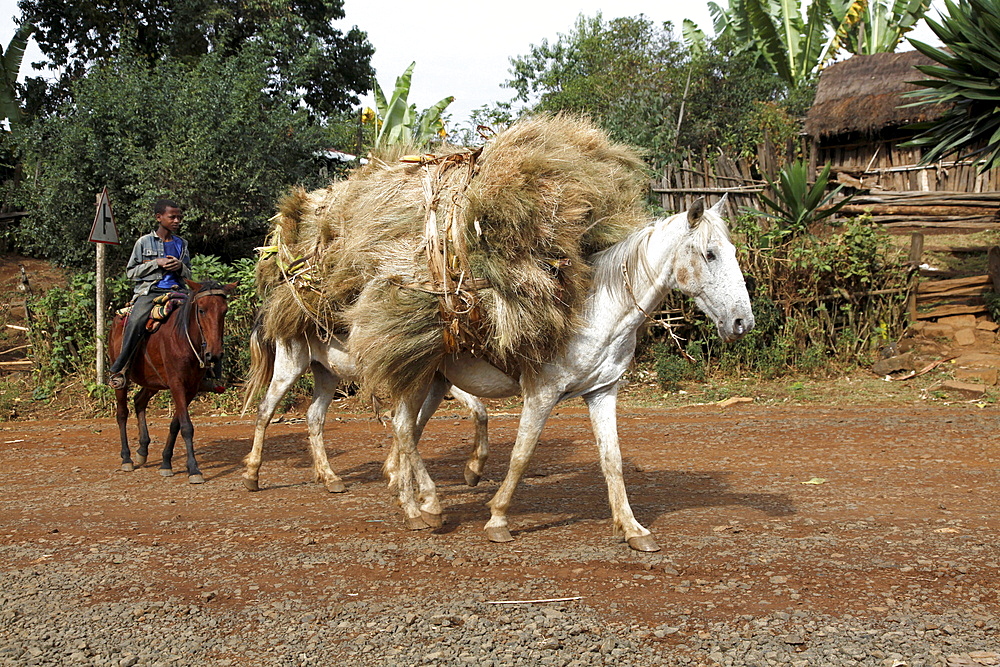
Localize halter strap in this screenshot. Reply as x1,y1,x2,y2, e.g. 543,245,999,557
621,260,694,362
185,288,230,367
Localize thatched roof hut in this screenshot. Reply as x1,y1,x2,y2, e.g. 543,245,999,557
804,50,949,140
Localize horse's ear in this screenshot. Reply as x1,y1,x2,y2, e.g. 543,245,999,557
185,279,202,292
687,198,705,229
709,193,728,214
223,282,238,295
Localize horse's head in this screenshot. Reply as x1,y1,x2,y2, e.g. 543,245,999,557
185,279,237,364
669,197,754,342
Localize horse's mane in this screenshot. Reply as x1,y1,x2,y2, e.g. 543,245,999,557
589,207,731,307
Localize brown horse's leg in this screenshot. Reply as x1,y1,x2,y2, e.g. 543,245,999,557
160,416,180,477
172,386,203,484
116,386,133,471
133,387,158,467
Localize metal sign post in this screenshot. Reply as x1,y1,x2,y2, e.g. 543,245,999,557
90,187,120,383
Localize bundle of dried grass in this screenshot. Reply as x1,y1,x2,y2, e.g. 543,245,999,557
256,114,649,399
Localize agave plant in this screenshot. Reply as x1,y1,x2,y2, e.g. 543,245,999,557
904,0,1000,171
372,62,454,149
747,160,854,244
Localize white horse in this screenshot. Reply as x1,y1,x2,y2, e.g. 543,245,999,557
241,332,489,502
386,197,753,551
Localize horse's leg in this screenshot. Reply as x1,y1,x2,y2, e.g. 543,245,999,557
382,379,443,494
116,386,133,471
389,386,442,530
484,388,561,543
450,386,489,487
306,361,346,493
583,385,659,552
243,338,310,491
160,416,180,477
133,387,158,467
173,388,203,484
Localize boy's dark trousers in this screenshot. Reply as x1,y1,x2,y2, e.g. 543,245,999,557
109,287,174,374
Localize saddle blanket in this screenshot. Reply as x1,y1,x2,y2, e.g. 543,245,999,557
117,291,188,333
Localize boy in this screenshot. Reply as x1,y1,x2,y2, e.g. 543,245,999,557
108,199,192,388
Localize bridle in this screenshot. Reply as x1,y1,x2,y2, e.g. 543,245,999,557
184,288,230,368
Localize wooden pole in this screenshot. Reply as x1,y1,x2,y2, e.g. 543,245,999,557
95,241,106,382
907,232,924,323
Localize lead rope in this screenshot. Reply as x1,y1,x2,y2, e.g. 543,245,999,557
621,260,695,363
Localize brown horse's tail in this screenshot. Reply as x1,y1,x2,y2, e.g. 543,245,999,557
241,323,275,417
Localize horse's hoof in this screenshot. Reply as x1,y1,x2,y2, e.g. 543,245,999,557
121,462,134,472
485,526,514,543
188,474,205,484
242,477,260,492
420,511,444,529
134,454,146,466
159,469,174,477
463,466,481,487
405,516,431,530
627,535,661,552
325,479,346,493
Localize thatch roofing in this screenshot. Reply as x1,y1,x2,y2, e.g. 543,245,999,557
804,50,950,139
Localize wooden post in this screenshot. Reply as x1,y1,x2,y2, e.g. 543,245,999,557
907,232,924,323
988,246,1000,293
95,242,106,382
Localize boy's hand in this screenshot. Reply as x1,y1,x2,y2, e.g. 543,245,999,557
158,256,182,272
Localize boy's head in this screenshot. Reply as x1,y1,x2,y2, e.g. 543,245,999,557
154,199,183,235
153,199,181,216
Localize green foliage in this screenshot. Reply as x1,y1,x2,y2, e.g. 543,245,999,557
9,45,330,267
17,0,374,117
828,0,931,55
985,291,1000,322
371,62,454,149
649,214,910,380
27,271,128,382
505,14,791,167
904,0,1000,171
0,21,34,128
705,0,841,89
746,161,854,244
651,342,706,391
704,0,928,91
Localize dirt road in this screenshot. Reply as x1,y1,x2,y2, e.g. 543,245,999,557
1,400,998,665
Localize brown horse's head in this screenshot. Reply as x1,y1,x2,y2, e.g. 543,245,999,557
184,279,237,367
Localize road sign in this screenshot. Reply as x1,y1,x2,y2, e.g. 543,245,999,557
89,187,119,244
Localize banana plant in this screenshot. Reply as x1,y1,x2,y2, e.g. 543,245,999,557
1,21,34,128
828,0,931,55
372,62,454,148
697,0,910,89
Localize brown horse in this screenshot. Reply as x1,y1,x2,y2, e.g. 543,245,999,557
109,279,236,483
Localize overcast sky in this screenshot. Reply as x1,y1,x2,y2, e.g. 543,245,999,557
1,0,944,127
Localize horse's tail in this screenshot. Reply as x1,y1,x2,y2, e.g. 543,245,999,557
241,321,275,417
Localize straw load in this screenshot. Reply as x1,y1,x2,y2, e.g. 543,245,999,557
256,114,649,399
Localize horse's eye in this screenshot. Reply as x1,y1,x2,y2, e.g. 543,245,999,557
198,308,206,315
706,250,717,261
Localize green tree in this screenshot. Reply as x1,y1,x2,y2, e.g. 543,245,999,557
11,45,330,267
15,0,374,117
506,14,789,166
904,0,1000,171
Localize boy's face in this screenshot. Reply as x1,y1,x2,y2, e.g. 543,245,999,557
155,206,183,235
